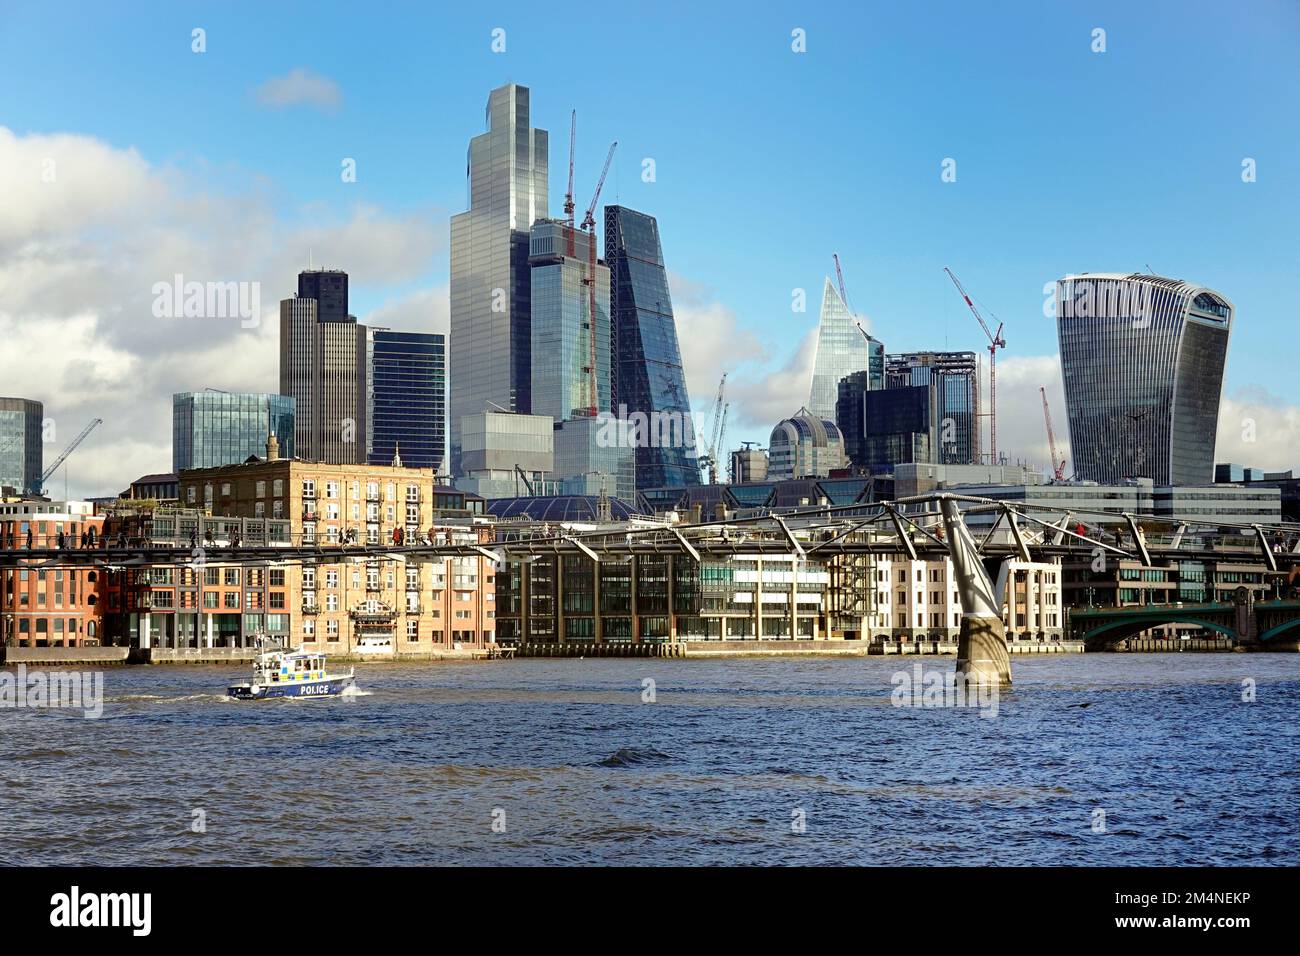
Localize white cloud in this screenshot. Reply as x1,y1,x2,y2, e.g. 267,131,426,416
0,127,442,498
254,68,342,111
363,285,450,336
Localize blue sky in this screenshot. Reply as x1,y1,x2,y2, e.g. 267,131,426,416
1,0,1297,492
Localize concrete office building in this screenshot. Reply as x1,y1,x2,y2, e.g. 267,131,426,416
768,409,848,480
449,83,549,475
279,270,368,465
1056,273,1232,485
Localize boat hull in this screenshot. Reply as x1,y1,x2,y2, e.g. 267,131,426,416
227,674,355,701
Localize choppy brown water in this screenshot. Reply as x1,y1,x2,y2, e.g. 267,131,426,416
2,655,1297,865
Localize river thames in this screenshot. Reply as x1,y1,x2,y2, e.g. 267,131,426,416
2,655,1297,866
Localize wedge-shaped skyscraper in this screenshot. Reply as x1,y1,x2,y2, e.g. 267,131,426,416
1055,273,1232,485
808,277,882,422
605,205,698,489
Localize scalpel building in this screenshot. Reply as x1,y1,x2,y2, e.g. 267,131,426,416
1055,274,1232,486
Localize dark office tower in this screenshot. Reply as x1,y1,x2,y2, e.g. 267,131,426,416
279,290,368,465
885,351,980,465
449,83,549,476
297,269,350,324
836,371,872,470
1056,273,1232,485
605,205,699,489
0,397,43,493
368,330,447,473
862,386,933,473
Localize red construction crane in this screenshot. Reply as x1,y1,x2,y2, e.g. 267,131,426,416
564,110,576,258
579,140,617,417
943,266,1006,465
1040,386,1068,481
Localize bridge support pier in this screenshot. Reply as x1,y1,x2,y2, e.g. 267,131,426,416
956,615,1012,689
940,495,1012,688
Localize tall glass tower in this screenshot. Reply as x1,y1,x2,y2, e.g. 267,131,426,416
529,220,610,422
808,278,882,422
173,392,295,471
605,205,699,489
0,397,43,493
1056,273,1232,485
368,330,446,473
449,83,549,476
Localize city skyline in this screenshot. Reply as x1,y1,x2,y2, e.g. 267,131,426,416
1,1,1297,499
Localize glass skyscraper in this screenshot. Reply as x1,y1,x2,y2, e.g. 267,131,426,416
885,351,980,465
0,397,43,493
368,330,446,473
173,392,295,471
1056,273,1232,485
449,83,549,476
529,220,610,422
808,277,882,422
605,205,699,490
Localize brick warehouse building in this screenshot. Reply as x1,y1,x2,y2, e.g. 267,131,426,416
152,442,498,656
0,498,105,647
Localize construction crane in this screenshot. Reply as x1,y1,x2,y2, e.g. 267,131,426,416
564,110,577,258
31,417,102,495
579,140,618,418
698,373,728,484
833,253,850,309
943,267,1006,465
715,403,729,485
513,464,536,497
1039,387,1068,481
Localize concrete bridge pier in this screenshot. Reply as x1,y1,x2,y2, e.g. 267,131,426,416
940,496,1012,688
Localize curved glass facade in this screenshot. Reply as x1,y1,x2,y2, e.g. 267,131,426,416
605,206,699,490
1055,274,1231,485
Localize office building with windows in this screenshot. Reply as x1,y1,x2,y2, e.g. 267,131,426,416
449,83,549,475
368,330,446,473
605,205,699,490
528,220,610,422
1055,273,1232,485
808,278,883,422
0,397,43,494
768,408,847,480
280,270,368,465
884,351,980,465
173,392,295,471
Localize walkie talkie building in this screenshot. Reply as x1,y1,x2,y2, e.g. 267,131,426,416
1055,273,1232,486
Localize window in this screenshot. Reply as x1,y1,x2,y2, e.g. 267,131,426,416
406,621,419,641
256,481,266,498
221,483,232,496
223,592,239,609
224,568,240,586
187,486,197,504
